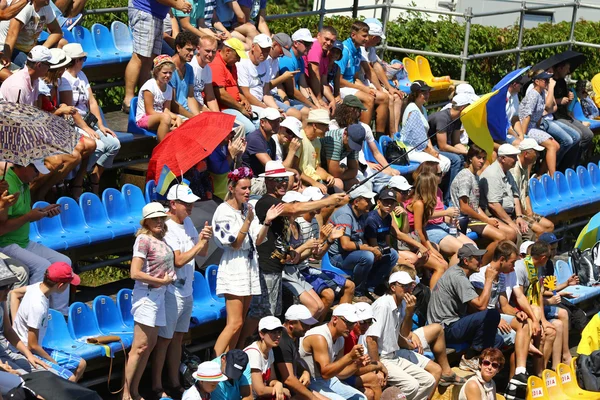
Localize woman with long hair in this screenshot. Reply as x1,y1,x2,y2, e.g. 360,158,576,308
518,69,561,175
123,202,176,400
399,80,451,174
211,167,284,356
458,348,505,400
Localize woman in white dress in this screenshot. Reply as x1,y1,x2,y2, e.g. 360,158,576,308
212,167,284,356
458,348,504,400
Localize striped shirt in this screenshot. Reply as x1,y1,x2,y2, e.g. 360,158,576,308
321,128,358,162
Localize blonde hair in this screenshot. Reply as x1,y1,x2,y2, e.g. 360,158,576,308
392,264,417,280
412,172,438,222
135,216,168,239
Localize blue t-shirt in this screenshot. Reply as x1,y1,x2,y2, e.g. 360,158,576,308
207,144,230,174
211,355,252,400
169,64,195,112
279,50,304,87
364,210,391,247
172,0,204,25
241,129,275,175
328,204,367,258
336,37,362,83
132,0,169,19
215,0,234,27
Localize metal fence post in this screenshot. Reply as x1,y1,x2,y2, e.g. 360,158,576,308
568,0,580,50
318,0,326,31
515,1,526,68
379,0,391,59
460,7,473,81
352,0,359,18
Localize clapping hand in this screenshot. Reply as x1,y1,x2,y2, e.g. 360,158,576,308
199,221,213,241
265,203,285,224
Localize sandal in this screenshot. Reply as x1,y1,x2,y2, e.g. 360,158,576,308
439,372,467,387
121,102,130,114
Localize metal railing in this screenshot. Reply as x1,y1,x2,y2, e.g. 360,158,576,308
84,0,600,82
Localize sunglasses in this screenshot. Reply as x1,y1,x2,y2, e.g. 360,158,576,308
271,177,289,184
338,317,355,327
359,319,373,325
481,359,501,369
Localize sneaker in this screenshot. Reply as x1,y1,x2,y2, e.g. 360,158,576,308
504,373,528,400
459,355,480,372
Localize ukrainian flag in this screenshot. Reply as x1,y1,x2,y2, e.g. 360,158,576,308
156,165,177,195
460,90,499,160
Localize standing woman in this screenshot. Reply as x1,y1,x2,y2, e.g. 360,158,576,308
60,43,121,196
123,202,175,400
212,167,284,356
399,80,451,174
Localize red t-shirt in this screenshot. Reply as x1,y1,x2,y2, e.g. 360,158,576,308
209,52,241,109
303,41,329,78
343,328,360,355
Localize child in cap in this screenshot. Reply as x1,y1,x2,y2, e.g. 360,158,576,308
11,262,86,381
182,361,228,400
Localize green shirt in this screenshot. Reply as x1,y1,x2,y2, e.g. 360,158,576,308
172,0,205,26
320,128,358,163
0,168,31,248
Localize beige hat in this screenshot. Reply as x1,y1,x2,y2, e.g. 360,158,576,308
306,109,330,125
140,202,168,224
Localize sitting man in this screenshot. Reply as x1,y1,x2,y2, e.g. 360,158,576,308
480,143,533,242
210,349,252,400
273,116,302,171
169,31,202,117
321,123,366,191
329,185,398,300
0,46,54,104
189,35,220,112
299,304,369,400
428,244,504,372
0,162,72,315
298,109,336,194
509,139,555,236
12,262,86,381
304,25,337,113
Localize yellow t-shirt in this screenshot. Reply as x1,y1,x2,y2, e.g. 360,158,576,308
298,129,322,181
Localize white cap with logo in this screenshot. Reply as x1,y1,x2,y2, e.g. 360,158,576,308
253,34,273,48
167,184,200,203
285,304,318,325
332,303,360,323
27,46,52,63
354,302,375,321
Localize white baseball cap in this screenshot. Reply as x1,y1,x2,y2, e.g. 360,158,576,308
253,33,273,48
282,190,309,203
280,116,302,138
497,143,520,156
367,22,386,39
452,92,473,107
349,185,376,200
332,303,360,323
520,240,534,254
389,271,415,285
456,83,476,95
27,46,52,63
302,186,325,201
292,28,316,42
167,184,200,203
31,159,50,174
388,176,412,191
518,138,544,152
354,302,375,321
285,304,318,325
258,316,283,331
259,107,281,121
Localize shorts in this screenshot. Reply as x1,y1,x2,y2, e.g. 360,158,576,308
340,87,359,99
395,348,430,369
300,267,346,297
397,232,420,252
248,272,282,319
412,327,430,352
544,305,559,320
467,220,487,236
158,292,193,339
128,7,163,58
35,348,84,380
499,314,516,347
525,129,552,144
343,375,357,387
522,214,543,227
424,222,452,244
136,114,151,129
131,287,167,327
282,265,313,296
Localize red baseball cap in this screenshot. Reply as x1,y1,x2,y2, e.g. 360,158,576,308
47,262,80,286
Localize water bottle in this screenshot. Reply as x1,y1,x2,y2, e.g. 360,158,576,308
448,217,458,237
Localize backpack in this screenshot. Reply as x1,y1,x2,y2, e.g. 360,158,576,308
180,346,202,389
384,140,410,166
569,247,600,286
576,351,600,392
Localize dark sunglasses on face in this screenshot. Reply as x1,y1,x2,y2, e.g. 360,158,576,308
359,319,373,325
272,177,289,184
339,317,355,327
481,359,500,369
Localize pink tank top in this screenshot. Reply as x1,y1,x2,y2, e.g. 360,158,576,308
404,188,445,229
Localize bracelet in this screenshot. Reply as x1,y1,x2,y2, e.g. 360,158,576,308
240,230,248,234
282,96,290,102
264,221,272,226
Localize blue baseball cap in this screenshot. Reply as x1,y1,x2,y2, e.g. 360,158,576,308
346,123,366,151
538,233,562,244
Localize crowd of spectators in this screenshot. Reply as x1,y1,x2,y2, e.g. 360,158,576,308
0,0,598,398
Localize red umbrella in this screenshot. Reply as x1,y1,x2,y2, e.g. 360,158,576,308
147,112,237,182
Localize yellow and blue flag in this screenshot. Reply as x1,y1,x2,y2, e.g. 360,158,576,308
156,165,177,195
460,90,499,160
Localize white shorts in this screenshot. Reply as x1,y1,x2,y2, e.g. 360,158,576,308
158,292,193,339
340,87,359,99
412,327,430,353
131,287,167,327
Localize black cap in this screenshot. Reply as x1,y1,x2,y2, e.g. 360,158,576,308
224,349,249,381
457,243,487,259
378,188,397,201
532,71,553,80
410,80,432,93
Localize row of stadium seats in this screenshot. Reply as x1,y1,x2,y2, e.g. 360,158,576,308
529,163,600,216
555,260,600,304
30,184,146,250
526,361,597,399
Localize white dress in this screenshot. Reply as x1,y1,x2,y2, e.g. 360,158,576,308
212,202,262,296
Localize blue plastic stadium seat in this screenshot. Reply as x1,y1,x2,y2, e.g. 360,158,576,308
191,271,224,327
563,169,591,206
34,200,90,249
204,265,224,305
379,135,420,174
68,303,124,356
117,289,134,329
98,107,134,143
540,174,569,213
145,180,157,203
102,188,139,234
363,141,377,163
29,202,69,250
589,163,600,189
111,21,133,53
577,165,600,201
91,23,130,63
529,177,557,216
61,27,76,44
56,196,113,243
321,253,352,277
93,296,133,347
43,309,106,361
79,192,133,238
127,97,157,137
121,184,146,220
572,98,600,130
72,26,104,67
556,259,600,304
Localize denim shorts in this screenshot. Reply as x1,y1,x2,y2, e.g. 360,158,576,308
544,305,559,320
424,222,452,244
